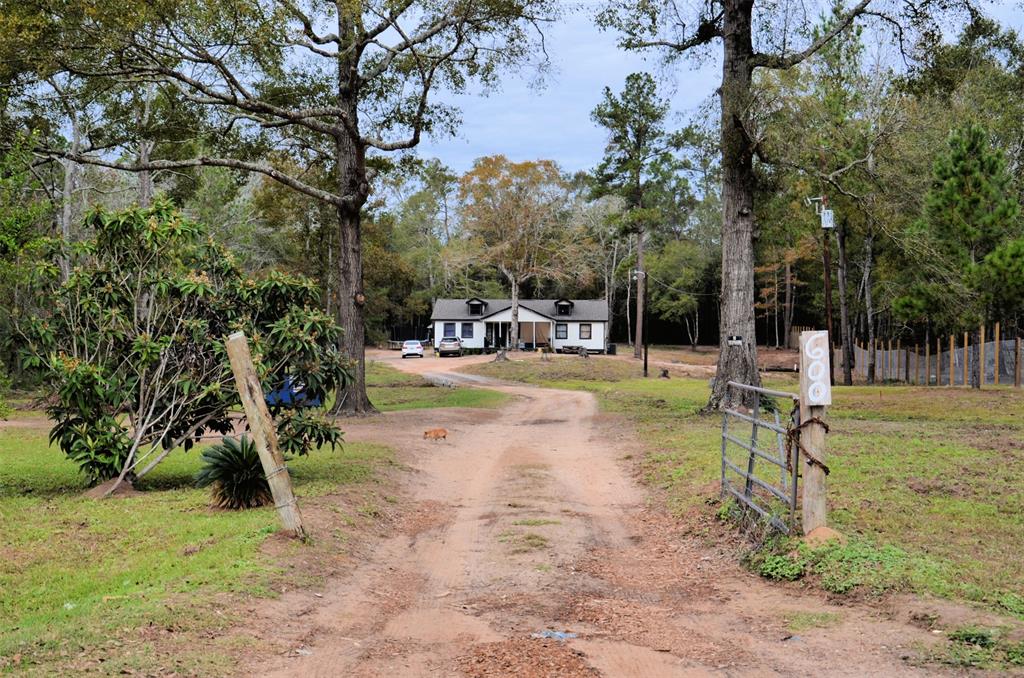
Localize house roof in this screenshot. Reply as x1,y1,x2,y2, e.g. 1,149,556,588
430,298,608,322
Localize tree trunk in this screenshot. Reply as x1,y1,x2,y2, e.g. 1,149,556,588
510,277,520,350
837,220,853,385
863,232,876,384
634,229,645,358
784,259,794,349
137,85,156,207
332,200,376,415
970,326,981,389
625,235,633,346
330,47,375,415
708,0,760,410
59,114,81,280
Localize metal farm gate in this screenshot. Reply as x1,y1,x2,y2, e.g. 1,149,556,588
720,381,800,533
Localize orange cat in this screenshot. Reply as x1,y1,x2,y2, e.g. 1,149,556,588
423,428,448,441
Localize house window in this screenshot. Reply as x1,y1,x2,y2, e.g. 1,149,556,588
469,303,483,315
557,305,571,316
461,322,474,339
579,323,592,340
555,323,567,340
443,322,456,337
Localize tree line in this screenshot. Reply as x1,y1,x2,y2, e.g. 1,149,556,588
2,0,1023,426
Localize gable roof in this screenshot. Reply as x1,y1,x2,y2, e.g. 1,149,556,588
431,298,608,322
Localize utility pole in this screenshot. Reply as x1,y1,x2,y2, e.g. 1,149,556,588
806,196,835,386
634,269,649,377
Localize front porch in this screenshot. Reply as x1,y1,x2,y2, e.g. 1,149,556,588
484,320,552,350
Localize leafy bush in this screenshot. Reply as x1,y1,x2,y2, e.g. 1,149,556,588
757,552,806,581
195,437,272,509
20,202,349,485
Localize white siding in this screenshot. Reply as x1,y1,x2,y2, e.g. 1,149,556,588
433,320,484,349
552,321,606,352
480,307,552,324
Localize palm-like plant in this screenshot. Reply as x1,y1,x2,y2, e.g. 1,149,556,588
195,436,272,510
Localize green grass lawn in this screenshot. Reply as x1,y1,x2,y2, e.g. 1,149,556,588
0,363,507,673
366,360,508,411
0,424,391,674
463,355,1024,619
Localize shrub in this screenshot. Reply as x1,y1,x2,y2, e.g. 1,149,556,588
756,552,806,581
20,202,349,485
195,437,272,509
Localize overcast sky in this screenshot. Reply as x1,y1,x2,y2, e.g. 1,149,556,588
416,2,1024,175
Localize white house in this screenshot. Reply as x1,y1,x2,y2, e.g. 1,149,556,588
430,298,609,353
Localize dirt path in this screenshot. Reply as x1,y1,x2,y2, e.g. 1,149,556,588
250,353,954,677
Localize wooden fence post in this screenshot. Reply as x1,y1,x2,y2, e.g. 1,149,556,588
925,339,931,386
225,331,308,540
949,335,954,387
980,324,986,387
1016,336,1022,389
914,344,919,385
896,339,902,382
963,332,969,387
799,330,831,535
994,322,1001,386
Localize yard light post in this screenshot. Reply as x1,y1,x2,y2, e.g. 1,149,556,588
634,269,649,377
806,196,835,386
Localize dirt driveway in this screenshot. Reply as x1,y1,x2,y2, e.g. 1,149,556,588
251,352,957,677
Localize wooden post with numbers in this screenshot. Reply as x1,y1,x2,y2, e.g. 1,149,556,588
799,330,831,535
225,331,308,540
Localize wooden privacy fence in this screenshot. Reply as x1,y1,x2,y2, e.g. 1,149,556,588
851,324,1022,387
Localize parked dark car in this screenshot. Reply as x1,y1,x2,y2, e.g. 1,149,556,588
438,337,463,357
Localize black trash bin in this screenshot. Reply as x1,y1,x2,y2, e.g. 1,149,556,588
606,343,616,355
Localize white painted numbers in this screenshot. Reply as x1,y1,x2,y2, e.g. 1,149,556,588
800,330,832,406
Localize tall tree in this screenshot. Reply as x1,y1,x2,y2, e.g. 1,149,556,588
598,0,964,407
895,123,1021,388
459,155,575,349
14,0,557,414
591,72,680,359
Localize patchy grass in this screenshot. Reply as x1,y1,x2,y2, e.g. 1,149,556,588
466,355,1024,619
0,423,391,674
929,625,1024,669
512,518,561,527
497,530,550,553
367,361,508,411
784,611,842,633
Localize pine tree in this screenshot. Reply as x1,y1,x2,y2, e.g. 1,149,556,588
896,123,1022,388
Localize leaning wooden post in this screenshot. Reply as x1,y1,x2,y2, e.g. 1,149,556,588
994,322,1001,385
799,330,831,535
225,331,308,540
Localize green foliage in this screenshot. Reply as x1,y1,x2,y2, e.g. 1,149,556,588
194,436,272,510
895,123,1023,330
756,551,807,581
21,202,349,484
947,625,996,648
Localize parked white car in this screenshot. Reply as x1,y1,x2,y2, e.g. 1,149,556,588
401,340,424,358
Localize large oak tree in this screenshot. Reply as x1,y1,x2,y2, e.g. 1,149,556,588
598,0,967,408
10,0,557,414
